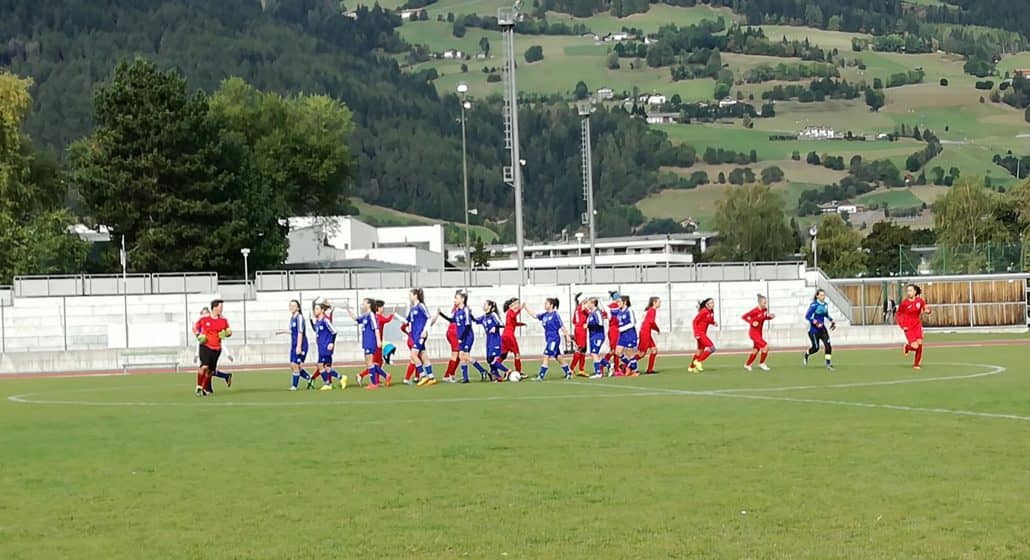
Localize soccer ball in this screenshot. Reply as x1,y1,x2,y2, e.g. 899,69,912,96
508,371,522,383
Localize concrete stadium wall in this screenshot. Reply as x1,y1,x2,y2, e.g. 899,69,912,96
0,279,877,375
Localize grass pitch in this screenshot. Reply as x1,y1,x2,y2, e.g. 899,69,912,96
2,342,1030,559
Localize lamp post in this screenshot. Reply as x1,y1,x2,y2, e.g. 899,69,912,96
809,225,819,270
457,82,472,289
241,247,250,345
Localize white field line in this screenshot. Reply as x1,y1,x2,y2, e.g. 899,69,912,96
8,363,1024,422
573,362,1030,422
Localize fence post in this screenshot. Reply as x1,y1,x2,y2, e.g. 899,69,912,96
1,299,5,353
859,279,866,326
184,293,190,348
62,296,68,351
968,279,975,327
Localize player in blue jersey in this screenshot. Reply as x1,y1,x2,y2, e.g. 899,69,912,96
312,300,345,390
406,288,438,387
525,298,572,381
803,289,836,371
344,298,386,390
614,295,640,376
585,297,609,378
276,299,312,391
438,291,477,383
475,300,508,381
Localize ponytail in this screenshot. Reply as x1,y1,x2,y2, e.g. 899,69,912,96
698,298,713,310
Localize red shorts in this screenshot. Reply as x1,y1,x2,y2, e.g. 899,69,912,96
446,330,460,352
608,330,619,351
696,335,714,351
638,334,655,353
904,326,923,344
749,334,768,350
501,334,520,356
574,329,587,349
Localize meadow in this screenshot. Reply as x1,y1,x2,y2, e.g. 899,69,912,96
2,340,1029,558
397,3,1030,229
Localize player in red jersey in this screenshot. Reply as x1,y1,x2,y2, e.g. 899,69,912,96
195,299,232,396
689,298,717,373
741,294,775,371
358,299,395,387
896,283,931,369
569,293,589,376
604,292,623,375
500,297,525,374
635,296,661,374
400,322,418,384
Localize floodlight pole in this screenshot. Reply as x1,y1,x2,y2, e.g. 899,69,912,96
500,4,526,284
577,98,597,281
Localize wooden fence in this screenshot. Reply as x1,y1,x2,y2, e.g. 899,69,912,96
834,275,1029,327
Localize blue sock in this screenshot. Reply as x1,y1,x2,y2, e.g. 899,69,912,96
593,361,601,375
416,365,425,378
291,374,300,388
600,359,609,369
299,369,311,380
212,370,229,379
621,356,630,366
473,361,487,375
425,365,434,377
493,360,509,373
330,369,341,380
629,359,638,371
539,366,548,379
562,365,572,377
369,367,378,385
321,371,330,384
461,364,469,382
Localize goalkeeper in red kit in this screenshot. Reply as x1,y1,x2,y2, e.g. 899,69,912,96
195,300,232,397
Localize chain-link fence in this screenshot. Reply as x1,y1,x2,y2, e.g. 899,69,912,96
898,243,1028,276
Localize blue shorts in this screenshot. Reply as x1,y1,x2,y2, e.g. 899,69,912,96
459,337,474,353
411,335,427,352
544,338,562,358
618,331,638,349
362,345,377,356
318,351,333,366
290,350,307,364
486,344,502,361
589,335,605,355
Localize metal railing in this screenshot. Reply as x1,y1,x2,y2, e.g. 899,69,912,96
13,273,219,297
255,262,806,291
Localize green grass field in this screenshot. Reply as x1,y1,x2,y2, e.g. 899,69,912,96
3,341,1030,558
856,188,925,209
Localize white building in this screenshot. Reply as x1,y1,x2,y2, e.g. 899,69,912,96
603,32,632,42
646,112,680,125
596,87,614,100
442,49,464,59
718,97,738,108
645,94,667,106
68,223,112,243
399,9,420,20
447,233,714,270
800,126,838,140
818,202,861,215
284,216,444,270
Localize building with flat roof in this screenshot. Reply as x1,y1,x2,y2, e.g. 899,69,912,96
284,216,444,270
447,232,715,270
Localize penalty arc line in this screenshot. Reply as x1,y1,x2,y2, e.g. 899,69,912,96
573,362,1030,422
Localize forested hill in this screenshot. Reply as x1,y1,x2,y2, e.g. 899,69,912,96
1,0,689,239
543,0,1030,37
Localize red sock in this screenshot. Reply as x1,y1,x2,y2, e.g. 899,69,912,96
690,353,700,365
404,363,416,381
646,353,657,372
904,343,912,353
514,358,522,372
632,352,644,362
446,359,457,377
196,371,204,387
914,346,923,367
746,352,757,366
698,349,713,363
759,351,769,364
